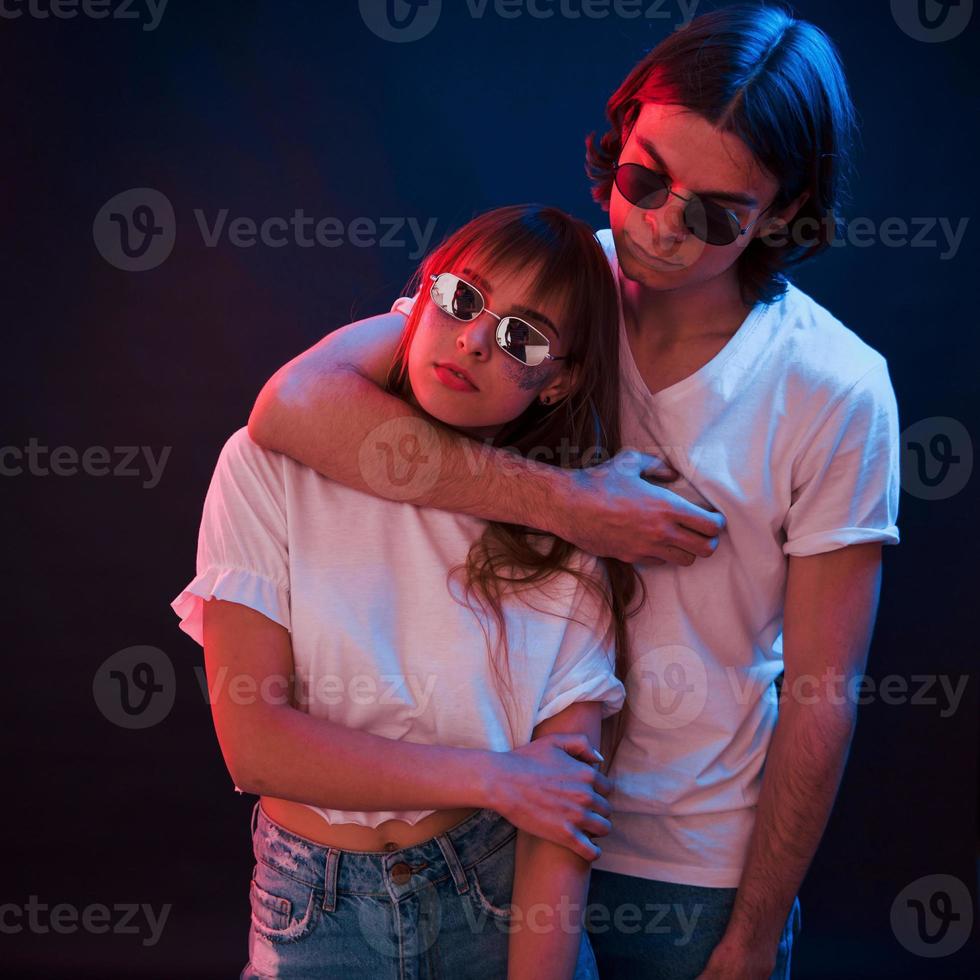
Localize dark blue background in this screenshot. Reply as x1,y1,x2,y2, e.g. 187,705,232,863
3,0,978,975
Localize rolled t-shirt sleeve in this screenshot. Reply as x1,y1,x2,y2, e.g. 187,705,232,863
170,427,291,646
535,558,626,726
783,358,901,557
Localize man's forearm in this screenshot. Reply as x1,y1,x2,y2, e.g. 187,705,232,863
722,697,856,952
250,364,575,531
236,703,495,812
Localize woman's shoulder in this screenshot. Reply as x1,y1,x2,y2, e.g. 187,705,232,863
216,426,284,478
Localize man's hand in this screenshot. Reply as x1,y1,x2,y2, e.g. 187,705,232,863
485,733,613,862
559,449,726,565
695,936,775,980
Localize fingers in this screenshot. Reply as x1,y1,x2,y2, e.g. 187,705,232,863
676,504,726,538
644,544,699,567
634,451,680,481
568,828,602,863
670,526,721,558
640,464,679,483
593,770,613,797
579,811,613,839
549,732,603,765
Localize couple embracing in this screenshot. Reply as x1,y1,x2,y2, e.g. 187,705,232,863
171,6,900,978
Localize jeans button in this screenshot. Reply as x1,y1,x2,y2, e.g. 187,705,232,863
390,862,412,885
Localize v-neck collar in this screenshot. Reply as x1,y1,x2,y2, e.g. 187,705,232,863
607,238,768,406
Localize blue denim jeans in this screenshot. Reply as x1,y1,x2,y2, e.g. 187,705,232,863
241,801,600,979
586,869,802,979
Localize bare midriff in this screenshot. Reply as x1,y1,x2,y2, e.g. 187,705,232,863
259,796,481,851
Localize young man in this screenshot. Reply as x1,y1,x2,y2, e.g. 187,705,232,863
247,6,900,978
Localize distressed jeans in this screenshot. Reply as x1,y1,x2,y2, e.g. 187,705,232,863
241,800,599,979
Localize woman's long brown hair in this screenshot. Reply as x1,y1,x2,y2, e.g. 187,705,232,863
384,204,646,770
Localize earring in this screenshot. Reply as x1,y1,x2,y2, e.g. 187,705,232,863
542,396,551,405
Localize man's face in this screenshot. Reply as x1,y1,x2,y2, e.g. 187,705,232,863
609,102,783,293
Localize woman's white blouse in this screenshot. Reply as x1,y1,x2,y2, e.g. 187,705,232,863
171,427,625,828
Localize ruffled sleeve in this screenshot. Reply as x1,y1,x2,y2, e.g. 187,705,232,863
170,427,291,646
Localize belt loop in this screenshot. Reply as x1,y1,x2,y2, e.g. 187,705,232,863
435,833,469,895
321,847,340,912
249,799,261,837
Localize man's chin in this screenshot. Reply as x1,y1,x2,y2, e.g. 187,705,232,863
618,250,693,290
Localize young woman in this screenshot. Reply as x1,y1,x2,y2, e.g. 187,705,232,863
171,204,645,978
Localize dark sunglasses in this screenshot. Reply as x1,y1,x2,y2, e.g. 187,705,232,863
428,272,567,368
612,161,774,247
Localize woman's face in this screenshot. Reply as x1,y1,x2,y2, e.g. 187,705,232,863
406,261,576,440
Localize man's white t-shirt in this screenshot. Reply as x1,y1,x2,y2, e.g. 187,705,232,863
171,427,625,829
390,227,900,886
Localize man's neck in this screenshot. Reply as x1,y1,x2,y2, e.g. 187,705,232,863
619,265,754,346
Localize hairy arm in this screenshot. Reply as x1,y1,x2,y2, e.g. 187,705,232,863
202,596,612,859
699,542,884,979
508,700,604,980
247,311,724,564
249,312,569,525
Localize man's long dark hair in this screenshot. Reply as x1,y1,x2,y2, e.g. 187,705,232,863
586,4,858,305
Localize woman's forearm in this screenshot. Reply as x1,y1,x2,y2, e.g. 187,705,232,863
236,702,495,812
507,832,593,980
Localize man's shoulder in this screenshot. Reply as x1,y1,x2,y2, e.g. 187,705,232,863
765,283,889,398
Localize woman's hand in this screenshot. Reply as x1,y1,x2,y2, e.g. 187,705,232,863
483,733,614,862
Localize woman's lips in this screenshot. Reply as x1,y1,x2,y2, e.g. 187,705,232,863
434,364,479,392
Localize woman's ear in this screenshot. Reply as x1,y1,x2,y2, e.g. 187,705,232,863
539,361,580,406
